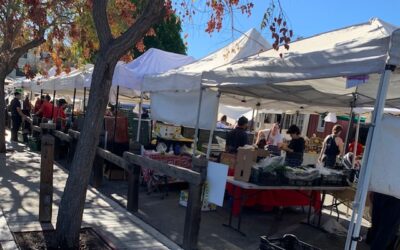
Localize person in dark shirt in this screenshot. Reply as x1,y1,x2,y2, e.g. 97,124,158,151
9,92,27,142
141,108,150,119
282,125,305,167
225,116,249,153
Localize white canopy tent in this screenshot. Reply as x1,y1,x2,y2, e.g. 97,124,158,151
143,28,271,129
201,18,400,250
203,18,400,110
15,48,194,107
40,65,93,97
113,48,195,91
84,48,195,104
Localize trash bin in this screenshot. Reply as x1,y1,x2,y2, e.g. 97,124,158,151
259,234,320,250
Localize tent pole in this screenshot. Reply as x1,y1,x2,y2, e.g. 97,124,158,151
352,113,361,168
345,64,395,250
136,93,143,142
51,90,56,120
193,88,204,156
253,103,260,144
71,88,76,123
206,92,221,159
345,93,358,153
113,85,120,151
251,107,256,132
344,108,354,152
280,112,286,133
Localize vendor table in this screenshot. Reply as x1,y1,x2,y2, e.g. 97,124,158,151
224,176,348,235
142,153,192,195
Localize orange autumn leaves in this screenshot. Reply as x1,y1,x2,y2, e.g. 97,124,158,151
17,0,291,78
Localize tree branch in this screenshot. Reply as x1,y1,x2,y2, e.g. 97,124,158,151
105,0,164,63
7,36,46,74
92,0,113,49
13,37,45,59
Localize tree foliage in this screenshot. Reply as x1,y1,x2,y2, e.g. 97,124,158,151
0,0,78,153
132,14,187,58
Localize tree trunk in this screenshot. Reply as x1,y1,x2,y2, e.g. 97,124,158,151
54,1,164,247
55,58,116,248
0,71,7,153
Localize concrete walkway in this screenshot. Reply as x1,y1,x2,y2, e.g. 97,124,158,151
0,138,181,250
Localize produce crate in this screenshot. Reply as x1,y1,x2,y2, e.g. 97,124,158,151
259,234,321,250
284,169,320,187
287,178,317,187
250,168,286,186
320,174,349,186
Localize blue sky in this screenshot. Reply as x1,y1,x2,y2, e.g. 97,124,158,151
180,0,400,59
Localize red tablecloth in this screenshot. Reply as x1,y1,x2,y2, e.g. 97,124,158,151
142,153,192,182
226,182,322,216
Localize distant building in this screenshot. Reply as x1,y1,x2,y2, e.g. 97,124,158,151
8,50,46,78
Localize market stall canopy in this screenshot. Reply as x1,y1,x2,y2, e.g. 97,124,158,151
145,28,271,129
202,18,400,109
42,65,93,93
218,93,347,113
83,49,195,104
354,107,400,114
111,48,195,91
218,104,253,121
142,28,270,92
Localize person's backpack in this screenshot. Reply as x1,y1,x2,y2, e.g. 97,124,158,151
325,135,339,156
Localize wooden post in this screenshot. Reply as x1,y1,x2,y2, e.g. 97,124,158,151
39,123,56,223
126,142,141,213
183,157,208,250
91,155,104,188
53,136,61,161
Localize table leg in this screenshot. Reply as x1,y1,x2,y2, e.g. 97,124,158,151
307,191,313,224
237,192,245,234
227,185,235,226
318,191,326,227
222,185,246,236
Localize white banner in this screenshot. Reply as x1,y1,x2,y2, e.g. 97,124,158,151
150,90,219,130
369,115,400,199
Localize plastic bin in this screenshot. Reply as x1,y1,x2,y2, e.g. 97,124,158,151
259,234,321,250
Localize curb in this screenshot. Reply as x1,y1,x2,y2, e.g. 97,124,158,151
0,208,19,250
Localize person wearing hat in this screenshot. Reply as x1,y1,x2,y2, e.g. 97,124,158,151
53,99,68,129
281,125,305,167
9,92,29,142
225,116,249,153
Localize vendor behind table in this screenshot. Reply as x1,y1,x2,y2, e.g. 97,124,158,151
216,114,231,129
318,124,344,167
225,116,248,153
281,124,305,167
255,122,283,156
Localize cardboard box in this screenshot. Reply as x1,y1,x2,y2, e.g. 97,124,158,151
155,123,181,138
234,148,256,182
220,152,237,173
256,149,270,158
